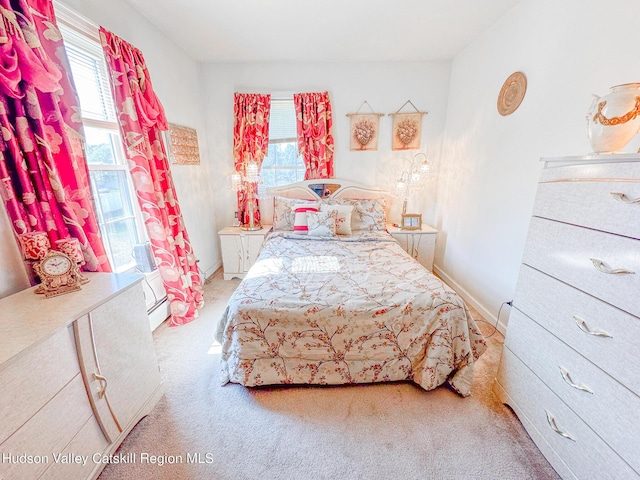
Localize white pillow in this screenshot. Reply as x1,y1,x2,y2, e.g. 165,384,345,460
293,203,320,234
307,210,337,237
328,198,387,231
352,198,387,231
320,203,353,235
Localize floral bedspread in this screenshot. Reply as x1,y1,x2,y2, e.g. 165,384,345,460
215,231,487,396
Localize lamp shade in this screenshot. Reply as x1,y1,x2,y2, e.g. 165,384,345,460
245,160,260,182
19,232,51,260
231,172,242,191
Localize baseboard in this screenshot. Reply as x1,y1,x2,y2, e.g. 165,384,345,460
204,260,221,281
433,265,507,336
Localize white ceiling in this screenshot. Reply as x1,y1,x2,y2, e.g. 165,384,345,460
121,0,521,63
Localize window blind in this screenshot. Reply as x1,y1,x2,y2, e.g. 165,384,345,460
60,25,116,123
269,99,297,143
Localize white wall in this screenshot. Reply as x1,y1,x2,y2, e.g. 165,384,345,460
0,0,219,298
200,61,452,231
435,0,640,330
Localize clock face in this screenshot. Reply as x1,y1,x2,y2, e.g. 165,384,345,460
42,254,72,276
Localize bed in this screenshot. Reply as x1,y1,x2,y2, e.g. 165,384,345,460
215,180,487,396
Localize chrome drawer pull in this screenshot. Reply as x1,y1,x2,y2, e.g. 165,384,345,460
590,258,635,275
573,315,613,338
610,192,640,204
545,411,576,442
559,366,593,394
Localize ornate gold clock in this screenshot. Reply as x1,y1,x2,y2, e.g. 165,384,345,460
33,250,82,298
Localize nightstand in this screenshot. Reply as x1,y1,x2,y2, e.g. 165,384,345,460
387,224,438,271
218,226,271,280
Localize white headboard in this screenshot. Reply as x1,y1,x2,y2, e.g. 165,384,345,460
260,179,392,225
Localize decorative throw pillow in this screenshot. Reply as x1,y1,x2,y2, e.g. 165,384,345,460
320,203,353,235
307,210,337,237
352,198,387,231
293,203,320,234
273,197,315,231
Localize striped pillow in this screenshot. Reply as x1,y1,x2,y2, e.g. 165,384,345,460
293,204,320,234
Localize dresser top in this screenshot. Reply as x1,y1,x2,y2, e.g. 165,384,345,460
542,153,640,167
0,273,143,366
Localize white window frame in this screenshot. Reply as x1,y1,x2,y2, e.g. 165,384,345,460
56,3,149,273
260,95,305,187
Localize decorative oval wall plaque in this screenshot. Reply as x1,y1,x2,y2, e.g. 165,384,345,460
497,72,527,116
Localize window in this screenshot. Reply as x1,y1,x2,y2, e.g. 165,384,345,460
59,21,147,273
260,98,305,187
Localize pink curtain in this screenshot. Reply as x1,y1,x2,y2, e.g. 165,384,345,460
100,27,203,326
0,0,110,274
293,91,334,180
232,93,270,226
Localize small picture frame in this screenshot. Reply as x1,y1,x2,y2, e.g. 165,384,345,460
401,213,422,230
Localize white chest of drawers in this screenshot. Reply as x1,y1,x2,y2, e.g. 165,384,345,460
494,155,640,480
0,273,163,480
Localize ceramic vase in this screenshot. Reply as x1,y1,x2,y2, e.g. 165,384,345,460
587,83,640,153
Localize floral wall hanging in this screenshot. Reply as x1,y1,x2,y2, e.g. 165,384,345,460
347,101,384,151
390,100,428,150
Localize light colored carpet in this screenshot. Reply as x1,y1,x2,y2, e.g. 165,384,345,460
98,269,559,480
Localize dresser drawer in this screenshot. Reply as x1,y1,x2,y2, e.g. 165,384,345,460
0,325,80,445
0,374,93,480
496,347,638,480
533,180,640,239
40,414,109,480
514,265,640,396
522,217,640,317
505,308,640,474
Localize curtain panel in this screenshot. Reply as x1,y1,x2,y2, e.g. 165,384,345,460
0,0,110,274
100,27,203,326
232,92,270,226
293,91,334,180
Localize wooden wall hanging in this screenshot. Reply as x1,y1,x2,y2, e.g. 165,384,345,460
166,123,200,165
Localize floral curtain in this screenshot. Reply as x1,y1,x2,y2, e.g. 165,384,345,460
232,92,270,226
293,91,334,180
100,27,203,326
0,0,110,274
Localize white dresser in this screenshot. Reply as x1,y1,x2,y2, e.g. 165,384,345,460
0,273,163,480
494,155,640,480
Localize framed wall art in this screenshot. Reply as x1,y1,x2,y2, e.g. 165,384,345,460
346,101,384,151
166,123,200,165
389,100,428,151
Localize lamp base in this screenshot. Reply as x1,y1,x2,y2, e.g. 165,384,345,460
241,225,262,231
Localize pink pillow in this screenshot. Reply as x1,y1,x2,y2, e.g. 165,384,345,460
293,204,320,234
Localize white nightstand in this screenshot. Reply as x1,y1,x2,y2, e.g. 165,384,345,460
218,226,271,280
387,224,438,271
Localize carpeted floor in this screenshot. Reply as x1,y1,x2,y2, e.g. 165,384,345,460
98,269,560,480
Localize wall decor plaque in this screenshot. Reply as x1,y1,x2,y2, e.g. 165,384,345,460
166,123,200,165
497,72,527,116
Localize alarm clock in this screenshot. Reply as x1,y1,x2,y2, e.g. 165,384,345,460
33,250,82,298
